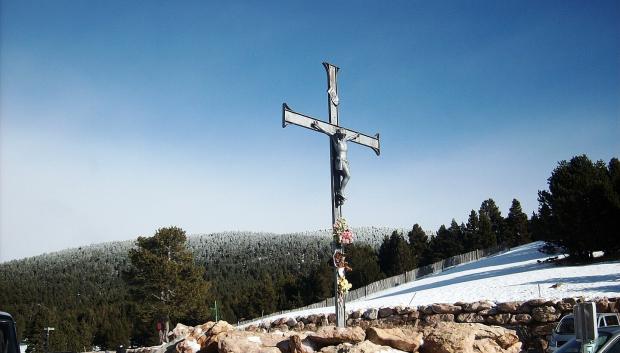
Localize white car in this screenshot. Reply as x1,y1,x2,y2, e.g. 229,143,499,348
548,313,620,352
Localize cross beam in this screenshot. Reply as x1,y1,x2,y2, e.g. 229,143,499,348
282,104,380,156
282,62,380,327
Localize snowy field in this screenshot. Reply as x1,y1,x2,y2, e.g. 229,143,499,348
245,242,620,325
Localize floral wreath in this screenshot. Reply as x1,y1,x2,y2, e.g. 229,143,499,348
333,217,354,296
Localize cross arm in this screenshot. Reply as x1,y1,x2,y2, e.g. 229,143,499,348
282,103,380,156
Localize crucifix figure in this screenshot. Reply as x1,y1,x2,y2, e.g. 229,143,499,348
282,62,380,327
310,123,359,204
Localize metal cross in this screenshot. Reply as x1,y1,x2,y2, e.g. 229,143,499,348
282,62,380,327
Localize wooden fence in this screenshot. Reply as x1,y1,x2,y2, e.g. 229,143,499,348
237,245,507,326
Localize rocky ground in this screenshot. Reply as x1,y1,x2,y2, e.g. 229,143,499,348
142,320,521,353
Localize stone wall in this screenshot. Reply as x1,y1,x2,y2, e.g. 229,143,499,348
245,297,619,352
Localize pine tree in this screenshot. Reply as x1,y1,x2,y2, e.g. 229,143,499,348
464,210,480,251
344,244,384,289
378,231,414,277
478,213,496,248
123,227,212,346
407,224,429,266
479,199,504,246
505,199,530,247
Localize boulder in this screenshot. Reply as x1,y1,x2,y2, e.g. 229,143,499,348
531,306,560,322
217,331,289,353
366,327,423,352
326,340,408,353
511,314,532,324
363,308,379,320
455,313,485,323
421,322,521,353
462,301,494,313
525,298,550,307
431,304,462,315
496,302,521,314
378,307,395,318
424,314,454,325
307,326,365,347
597,298,610,313
275,334,316,353
171,323,190,340
531,323,556,336
485,314,511,325
349,310,363,320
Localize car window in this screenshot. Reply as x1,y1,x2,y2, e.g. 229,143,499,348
605,316,619,327
558,318,576,334
603,338,620,353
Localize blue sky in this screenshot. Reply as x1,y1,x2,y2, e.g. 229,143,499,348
1,0,618,262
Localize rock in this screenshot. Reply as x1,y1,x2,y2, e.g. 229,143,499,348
275,335,316,353
347,340,409,353
597,298,610,313
556,300,574,312
610,301,619,313
366,327,423,352
198,321,234,353
405,311,420,322
327,314,336,324
380,315,405,327
496,301,521,314
171,323,190,340
525,298,549,307
462,301,494,313
350,310,362,320
307,326,365,347
217,331,289,353
176,337,201,353
295,321,305,331
363,308,378,320
378,307,395,318
306,323,317,332
531,323,557,336
424,314,454,325
307,315,320,324
455,313,485,323
511,314,532,324
485,314,511,325
431,304,462,315
562,297,577,305
531,306,560,322
422,322,521,353
396,306,416,315
286,318,298,328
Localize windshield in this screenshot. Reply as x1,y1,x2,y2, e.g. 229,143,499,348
558,317,575,334
0,319,20,353
555,332,612,353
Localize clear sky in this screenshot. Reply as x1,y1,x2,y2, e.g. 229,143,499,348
1,1,618,262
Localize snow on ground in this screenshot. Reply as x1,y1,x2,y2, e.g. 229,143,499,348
244,242,620,326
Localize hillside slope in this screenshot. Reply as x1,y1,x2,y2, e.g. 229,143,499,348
248,241,620,323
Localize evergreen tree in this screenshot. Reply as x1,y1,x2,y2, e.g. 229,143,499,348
123,227,212,346
464,210,480,251
378,231,414,277
479,199,505,245
536,155,620,259
407,224,429,266
478,213,496,248
505,199,530,247
344,244,384,289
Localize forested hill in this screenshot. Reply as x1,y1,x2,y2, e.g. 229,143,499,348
0,227,396,350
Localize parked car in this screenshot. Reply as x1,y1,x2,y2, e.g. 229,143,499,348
548,313,620,352
554,326,620,353
0,311,21,353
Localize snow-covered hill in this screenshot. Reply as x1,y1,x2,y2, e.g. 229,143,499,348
247,241,620,324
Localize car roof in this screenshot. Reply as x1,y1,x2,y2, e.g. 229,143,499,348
599,326,620,335
0,311,14,320
561,313,619,319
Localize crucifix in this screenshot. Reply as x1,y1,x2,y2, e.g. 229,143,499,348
282,62,380,327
